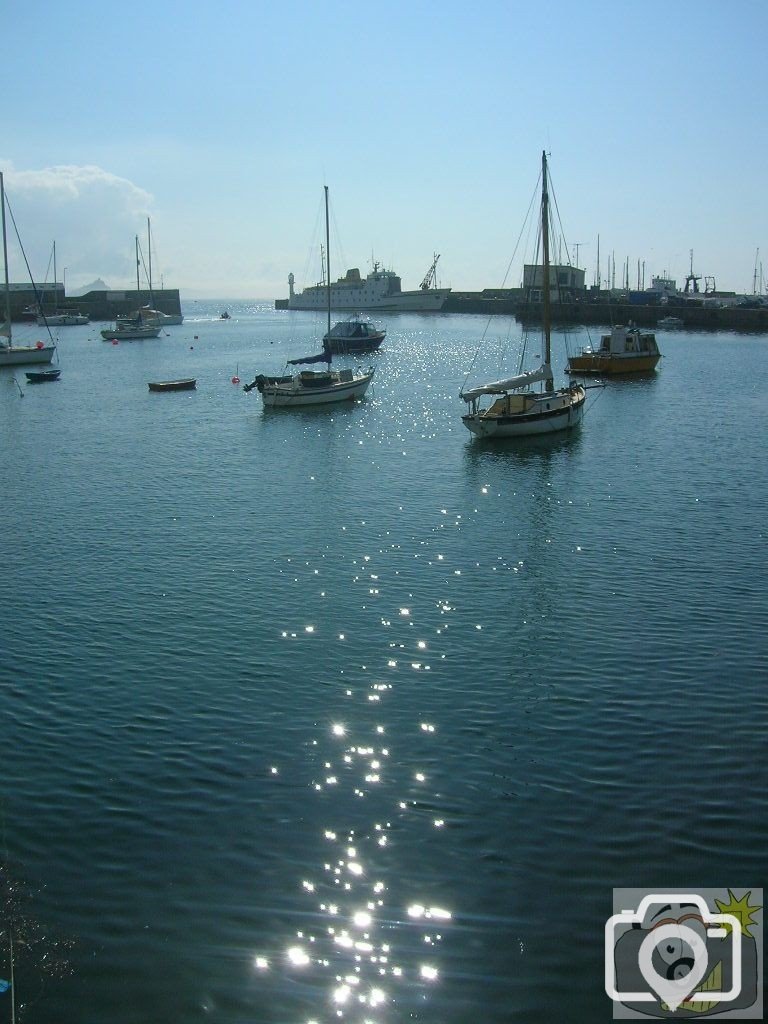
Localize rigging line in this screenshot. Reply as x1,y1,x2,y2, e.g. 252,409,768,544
460,176,542,393
328,194,346,280
3,195,55,345
498,175,541,289
303,192,325,289
546,169,596,350
136,238,154,295
579,380,607,420
41,247,53,290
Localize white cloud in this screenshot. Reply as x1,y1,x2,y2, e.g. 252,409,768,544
0,160,154,287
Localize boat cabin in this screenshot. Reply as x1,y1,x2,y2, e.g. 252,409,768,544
599,325,659,356
485,393,539,416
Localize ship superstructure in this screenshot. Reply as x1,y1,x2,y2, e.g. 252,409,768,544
278,256,450,312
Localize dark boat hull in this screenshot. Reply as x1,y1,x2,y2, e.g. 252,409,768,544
148,379,197,392
25,369,61,383
325,335,384,354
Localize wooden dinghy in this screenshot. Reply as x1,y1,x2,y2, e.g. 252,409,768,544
25,368,61,383
148,378,197,392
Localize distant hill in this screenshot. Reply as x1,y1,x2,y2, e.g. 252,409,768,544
69,278,110,296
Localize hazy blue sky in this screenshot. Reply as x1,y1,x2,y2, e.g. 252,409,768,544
2,0,767,298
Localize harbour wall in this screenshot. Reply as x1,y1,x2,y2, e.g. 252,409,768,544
445,293,768,332
8,287,182,321
511,300,768,332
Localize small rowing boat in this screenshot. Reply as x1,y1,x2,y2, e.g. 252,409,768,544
148,378,196,392
25,368,61,383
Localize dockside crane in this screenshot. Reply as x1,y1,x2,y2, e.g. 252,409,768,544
419,253,441,291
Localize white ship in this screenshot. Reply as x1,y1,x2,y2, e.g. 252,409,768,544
278,254,450,312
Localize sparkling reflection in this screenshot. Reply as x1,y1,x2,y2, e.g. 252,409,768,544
257,705,453,1020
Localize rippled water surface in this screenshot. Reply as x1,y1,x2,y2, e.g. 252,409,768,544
1,306,766,1022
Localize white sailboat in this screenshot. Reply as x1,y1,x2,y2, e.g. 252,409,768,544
36,242,89,325
244,186,375,407
133,218,183,325
0,172,56,367
460,152,585,438
100,235,162,341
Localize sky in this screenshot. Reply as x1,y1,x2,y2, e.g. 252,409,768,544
2,0,767,299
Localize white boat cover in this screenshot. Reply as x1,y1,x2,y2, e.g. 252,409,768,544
461,363,552,402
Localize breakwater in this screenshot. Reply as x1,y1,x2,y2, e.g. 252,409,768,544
445,292,768,332
7,286,182,321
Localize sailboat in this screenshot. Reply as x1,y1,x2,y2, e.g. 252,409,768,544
36,242,89,326
0,172,56,367
460,152,585,438
100,235,162,340
128,219,183,326
244,186,375,407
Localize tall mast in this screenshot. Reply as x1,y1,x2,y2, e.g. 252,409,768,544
135,235,140,294
53,240,57,313
324,185,331,337
540,151,553,391
147,217,153,304
596,233,601,288
1,172,11,342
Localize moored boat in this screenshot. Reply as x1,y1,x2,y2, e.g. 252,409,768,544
37,311,89,326
323,314,386,353
148,378,196,391
461,152,586,438
35,243,90,325
567,324,661,375
119,305,182,327
657,315,683,329
245,186,374,408
101,320,162,340
244,366,373,407
25,368,61,383
0,173,56,368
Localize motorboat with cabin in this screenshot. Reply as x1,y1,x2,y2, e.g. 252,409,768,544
323,314,385,353
566,323,661,375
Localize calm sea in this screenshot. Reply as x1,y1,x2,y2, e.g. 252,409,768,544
1,305,766,1023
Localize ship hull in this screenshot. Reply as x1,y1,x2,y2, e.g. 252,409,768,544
0,345,56,367
567,353,660,374
462,387,586,438
261,372,374,407
284,288,450,313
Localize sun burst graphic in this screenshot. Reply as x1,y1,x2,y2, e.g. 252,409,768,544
714,889,762,938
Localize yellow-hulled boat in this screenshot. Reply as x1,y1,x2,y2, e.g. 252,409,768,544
567,324,661,375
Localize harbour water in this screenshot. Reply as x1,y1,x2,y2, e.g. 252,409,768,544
1,306,766,1023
